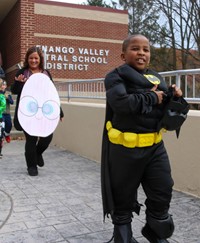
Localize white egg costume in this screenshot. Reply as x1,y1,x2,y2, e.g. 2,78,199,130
18,73,60,137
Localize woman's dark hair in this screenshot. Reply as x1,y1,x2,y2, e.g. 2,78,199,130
23,46,44,69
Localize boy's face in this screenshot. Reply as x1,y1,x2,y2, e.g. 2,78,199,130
1,83,7,91
121,36,150,71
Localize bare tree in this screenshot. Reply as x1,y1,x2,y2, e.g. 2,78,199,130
118,0,163,45
85,0,200,70
155,0,200,69
190,0,200,60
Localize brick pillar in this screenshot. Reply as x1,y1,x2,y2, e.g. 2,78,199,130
20,0,35,59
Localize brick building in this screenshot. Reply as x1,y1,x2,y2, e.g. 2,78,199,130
0,0,128,85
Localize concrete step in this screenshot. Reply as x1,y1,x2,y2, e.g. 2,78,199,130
10,130,24,140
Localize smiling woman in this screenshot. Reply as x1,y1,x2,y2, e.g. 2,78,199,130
11,46,64,177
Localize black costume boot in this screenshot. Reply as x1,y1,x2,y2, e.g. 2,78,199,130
142,224,169,243
114,223,138,243
25,152,38,176
37,153,44,167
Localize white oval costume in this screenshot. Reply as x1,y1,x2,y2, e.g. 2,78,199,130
18,73,60,137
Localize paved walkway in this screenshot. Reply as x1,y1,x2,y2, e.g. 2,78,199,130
0,140,199,243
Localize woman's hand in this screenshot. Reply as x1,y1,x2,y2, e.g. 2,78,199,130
15,74,27,82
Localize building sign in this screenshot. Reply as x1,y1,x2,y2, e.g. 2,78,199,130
37,45,110,71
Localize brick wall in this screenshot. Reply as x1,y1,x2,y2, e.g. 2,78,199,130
0,1,21,70
0,0,35,85
34,1,128,81
20,0,35,59
0,0,128,85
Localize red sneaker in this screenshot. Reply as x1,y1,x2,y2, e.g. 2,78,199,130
5,136,11,143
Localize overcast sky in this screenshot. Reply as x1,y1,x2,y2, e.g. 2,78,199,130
48,0,89,4
48,0,111,4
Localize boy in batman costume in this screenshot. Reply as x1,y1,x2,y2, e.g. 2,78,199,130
101,34,186,243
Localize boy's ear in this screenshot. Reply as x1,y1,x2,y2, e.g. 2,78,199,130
121,53,125,61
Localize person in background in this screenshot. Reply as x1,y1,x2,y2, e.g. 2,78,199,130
11,46,64,176
0,79,7,158
0,65,5,79
101,34,183,243
2,81,14,143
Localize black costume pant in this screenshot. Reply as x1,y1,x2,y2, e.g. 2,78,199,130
3,114,12,134
109,141,174,225
24,131,53,169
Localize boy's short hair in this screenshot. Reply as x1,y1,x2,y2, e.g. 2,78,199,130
0,78,6,88
122,34,148,52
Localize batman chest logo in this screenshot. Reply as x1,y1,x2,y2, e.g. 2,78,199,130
144,74,161,85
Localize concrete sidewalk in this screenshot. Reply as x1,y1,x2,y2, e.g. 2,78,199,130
0,140,199,243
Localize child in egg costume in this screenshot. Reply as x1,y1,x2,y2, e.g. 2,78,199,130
11,46,64,176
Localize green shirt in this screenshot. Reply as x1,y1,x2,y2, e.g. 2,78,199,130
0,93,6,118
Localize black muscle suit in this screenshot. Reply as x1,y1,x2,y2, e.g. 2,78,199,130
101,64,174,241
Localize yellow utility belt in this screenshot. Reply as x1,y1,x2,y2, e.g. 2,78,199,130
106,121,162,148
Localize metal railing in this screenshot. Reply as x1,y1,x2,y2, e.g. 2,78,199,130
55,68,200,104
159,69,200,104
56,78,105,101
